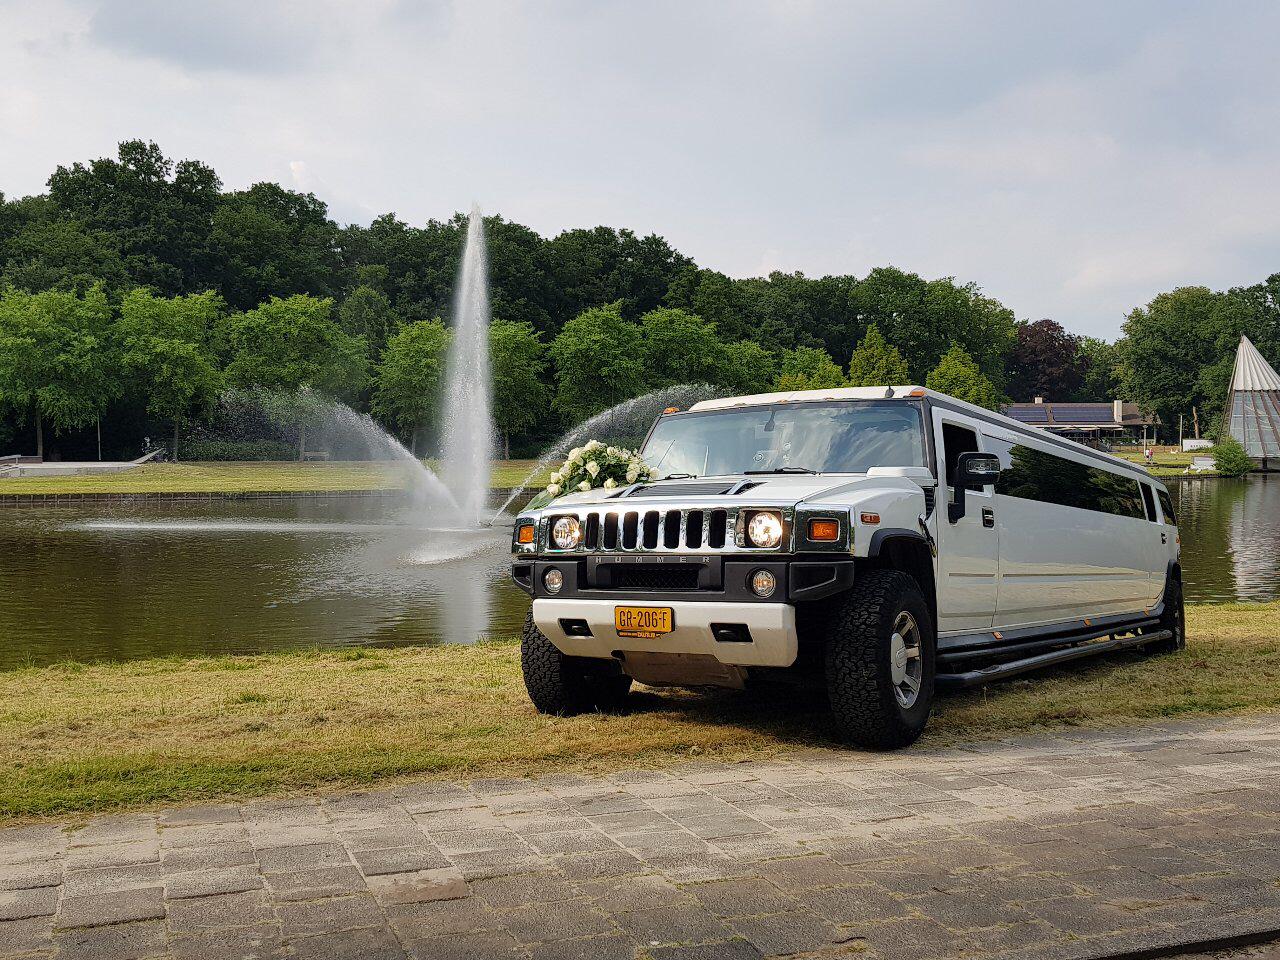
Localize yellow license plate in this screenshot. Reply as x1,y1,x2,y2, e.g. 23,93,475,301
614,606,674,639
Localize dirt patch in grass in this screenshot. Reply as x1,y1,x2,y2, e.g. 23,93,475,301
2,602,1276,821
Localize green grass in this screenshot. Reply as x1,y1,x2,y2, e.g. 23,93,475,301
0,460,547,495
1,602,1276,821
1113,446,1220,478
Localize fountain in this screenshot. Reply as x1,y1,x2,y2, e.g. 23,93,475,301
439,206,497,527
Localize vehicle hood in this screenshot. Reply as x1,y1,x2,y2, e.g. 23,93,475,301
542,473,928,510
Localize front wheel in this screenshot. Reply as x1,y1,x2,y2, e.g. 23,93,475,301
825,570,936,750
520,612,631,716
1147,569,1186,655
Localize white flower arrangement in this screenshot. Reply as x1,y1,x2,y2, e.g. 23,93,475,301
536,441,654,503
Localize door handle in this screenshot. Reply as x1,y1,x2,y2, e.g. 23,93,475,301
982,507,995,528
1161,532,1168,544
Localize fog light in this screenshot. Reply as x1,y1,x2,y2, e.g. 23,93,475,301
747,511,783,548
544,568,564,594
750,569,777,598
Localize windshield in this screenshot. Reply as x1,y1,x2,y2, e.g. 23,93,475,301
641,400,927,477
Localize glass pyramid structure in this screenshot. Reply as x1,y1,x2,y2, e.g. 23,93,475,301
1227,335,1280,464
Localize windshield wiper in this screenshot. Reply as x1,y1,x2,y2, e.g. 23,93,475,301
743,466,820,475
659,473,698,480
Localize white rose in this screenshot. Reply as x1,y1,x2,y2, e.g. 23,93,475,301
546,483,561,496
586,440,603,451
626,468,639,483
577,480,591,492
568,447,583,462
549,471,563,484
603,478,617,489
606,446,620,457
585,461,600,478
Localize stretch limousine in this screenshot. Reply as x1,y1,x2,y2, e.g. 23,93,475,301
511,386,1183,749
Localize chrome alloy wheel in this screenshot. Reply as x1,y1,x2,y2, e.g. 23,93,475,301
888,611,923,708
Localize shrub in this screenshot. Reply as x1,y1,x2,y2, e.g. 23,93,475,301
177,440,296,461
1213,437,1254,477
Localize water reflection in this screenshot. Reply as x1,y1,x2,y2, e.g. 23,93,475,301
0,477,1276,670
1172,475,1280,603
0,498,529,669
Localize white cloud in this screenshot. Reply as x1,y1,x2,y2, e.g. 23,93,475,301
0,0,1277,338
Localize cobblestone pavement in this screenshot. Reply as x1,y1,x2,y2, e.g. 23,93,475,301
4,714,1280,960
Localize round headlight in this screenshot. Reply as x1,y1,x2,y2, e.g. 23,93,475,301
747,511,783,548
551,516,582,550
543,568,564,594
750,569,777,598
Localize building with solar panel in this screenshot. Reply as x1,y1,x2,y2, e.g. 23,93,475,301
1225,335,1280,470
1001,398,1158,447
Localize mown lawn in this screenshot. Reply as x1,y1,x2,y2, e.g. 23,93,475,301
0,460,546,495
1113,446,1219,478
1,602,1276,821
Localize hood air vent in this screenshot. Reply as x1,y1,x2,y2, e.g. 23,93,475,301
627,481,737,497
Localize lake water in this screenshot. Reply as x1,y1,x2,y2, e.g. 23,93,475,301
1,476,1277,670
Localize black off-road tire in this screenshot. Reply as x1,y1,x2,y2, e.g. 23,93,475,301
1147,568,1186,656
825,569,936,750
520,612,632,715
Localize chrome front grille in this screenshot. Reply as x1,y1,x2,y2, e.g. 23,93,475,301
543,505,778,554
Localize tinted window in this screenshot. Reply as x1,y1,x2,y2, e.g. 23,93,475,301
1139,484,1157,522
941,422,981,493
1157,488,1178,527
988,439,1146,520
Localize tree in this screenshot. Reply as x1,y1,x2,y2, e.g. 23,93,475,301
490,319,550,457
223,295,368,458
339,284,401,364
1117,287,1231,431
1213,437,1253,477
1006,319,1084,401
546,227,691,326
774,346,845,391
715,340,777,395
46,140,221,294
926,344,1002,410
549,304,646,426
116,289,224,459
1075,337,1121,401
637,308,725,389
848,267,1017,385
371,320,449,451
0,285,116,458
208,182,340,309
847,324,910,387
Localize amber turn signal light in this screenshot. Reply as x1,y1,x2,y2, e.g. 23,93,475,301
859,512,881,525
808,518,840,541
662,406,681,414
516,524,535,544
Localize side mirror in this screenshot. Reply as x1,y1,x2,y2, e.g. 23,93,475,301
948,452,1002,523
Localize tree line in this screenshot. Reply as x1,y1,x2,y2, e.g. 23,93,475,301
1,140,1277,458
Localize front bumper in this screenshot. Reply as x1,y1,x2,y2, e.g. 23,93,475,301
531,598,798,667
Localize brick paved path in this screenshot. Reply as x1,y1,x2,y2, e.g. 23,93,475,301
3,714,1280,960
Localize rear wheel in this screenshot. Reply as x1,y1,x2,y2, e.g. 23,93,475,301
1147,569,1186,655
825,570,936,750
520,612,631,715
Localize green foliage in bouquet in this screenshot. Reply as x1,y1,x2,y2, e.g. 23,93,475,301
527,441,653,508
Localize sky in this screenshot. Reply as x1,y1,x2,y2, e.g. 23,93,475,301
2,0,1279,340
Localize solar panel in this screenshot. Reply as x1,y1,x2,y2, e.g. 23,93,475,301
1049,405,1114,423
1005,406,1049,423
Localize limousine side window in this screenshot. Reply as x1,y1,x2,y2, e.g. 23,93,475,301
986,437,1147,520
1139,483,1158,522
1157,488,1178,526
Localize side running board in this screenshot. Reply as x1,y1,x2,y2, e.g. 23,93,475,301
935,628,1173,690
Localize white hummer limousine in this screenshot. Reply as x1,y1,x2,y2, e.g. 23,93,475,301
510,386,1184,749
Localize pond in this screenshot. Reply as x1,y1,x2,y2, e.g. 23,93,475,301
0,476,1277,670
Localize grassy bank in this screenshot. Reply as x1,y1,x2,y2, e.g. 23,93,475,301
0,460,545,495
2,602,1277,821
1113,447,1220,478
